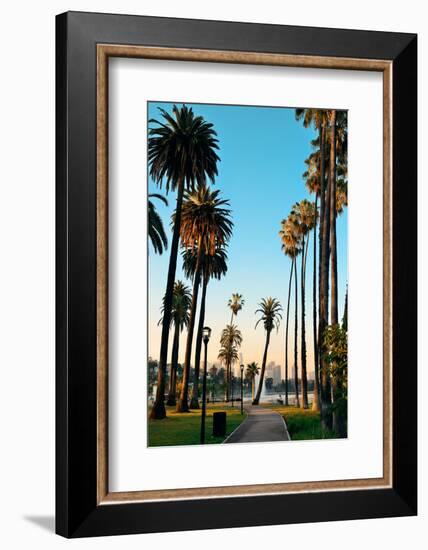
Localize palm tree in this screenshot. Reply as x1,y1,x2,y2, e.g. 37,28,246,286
329,111,348,433
253,298,282,405
159,281,192,406
303,151,322,411
328,110,339,326
291,200,317,408
279,216,301,407
148,193,168,254
220,324,243,401
228,293,245,324
330,110,348,326
176,185,233,412
281,215,302,408
148,105,220,419
185,247,228,409
246,362,260,401
296,108,333,422
313,117,332,428
218,345,239,394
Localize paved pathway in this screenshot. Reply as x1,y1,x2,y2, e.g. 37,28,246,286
224,405,290,444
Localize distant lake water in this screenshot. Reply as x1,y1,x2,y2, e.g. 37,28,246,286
254,391,315,405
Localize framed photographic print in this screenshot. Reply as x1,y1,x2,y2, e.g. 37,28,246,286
56,11,417,537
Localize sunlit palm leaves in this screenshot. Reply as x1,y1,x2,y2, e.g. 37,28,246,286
279,216,302,259
290,199,317,241
177,185,233,254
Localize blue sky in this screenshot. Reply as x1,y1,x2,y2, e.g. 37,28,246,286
148,102,348,378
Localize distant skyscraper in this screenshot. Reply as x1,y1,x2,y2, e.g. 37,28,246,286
265,362,281,386
273,365,281,385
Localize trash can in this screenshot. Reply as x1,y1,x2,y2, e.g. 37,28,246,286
212,411,226,437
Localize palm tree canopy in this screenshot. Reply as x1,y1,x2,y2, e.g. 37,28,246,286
255,297,283,333
182,246,228,282
228,293,245,317
177,185,233,255
295,108,328,131
334,110,348,164
148,193,168,254
279,216,302,259
303,150,321,197
159,280,192,331
246,362,260,379
220,324,243,349
290,199,318,238
148,105,220,193
303,147,347,215
336,179,348,214
218,345,239,367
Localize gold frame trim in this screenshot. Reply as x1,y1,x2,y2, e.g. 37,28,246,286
96,44,393,504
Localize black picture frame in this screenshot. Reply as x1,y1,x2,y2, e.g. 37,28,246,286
56,11,417,538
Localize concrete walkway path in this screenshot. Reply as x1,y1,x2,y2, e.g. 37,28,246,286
224,405,290,444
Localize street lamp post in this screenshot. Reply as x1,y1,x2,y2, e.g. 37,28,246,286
240,364,244,415
231,371,234,408
200,326,211,444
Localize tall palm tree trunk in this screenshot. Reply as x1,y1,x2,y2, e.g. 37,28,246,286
284,263,293,406
176,246,203,413
330,110,338,325
253,330,271,405
190,275,208,409
319,129,332,430
227,311,234,400
312,194,321,411
329,110,340,434
251,377,255,401
301,235,308,408
166,322,180,406
228,362,231,402
293,257,300,408
317,124,326,410
225,361,230,402
150,178,184,419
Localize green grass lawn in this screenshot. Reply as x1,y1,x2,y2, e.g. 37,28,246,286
262,404,336,440
148,403,245,446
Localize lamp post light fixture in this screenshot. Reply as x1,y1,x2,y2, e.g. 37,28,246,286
240,364,244,415
200,326,211,444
